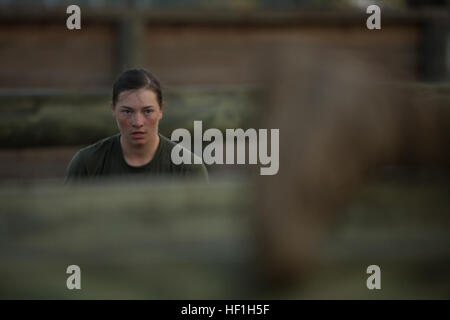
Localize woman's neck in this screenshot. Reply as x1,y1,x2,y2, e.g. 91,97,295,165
120,133,160,167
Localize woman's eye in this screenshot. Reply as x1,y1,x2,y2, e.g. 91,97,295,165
145,110,153,114
122,110,131,114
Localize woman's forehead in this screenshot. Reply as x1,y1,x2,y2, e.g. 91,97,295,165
117,88,158,106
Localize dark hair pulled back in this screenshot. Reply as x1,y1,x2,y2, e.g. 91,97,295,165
112,68,163,107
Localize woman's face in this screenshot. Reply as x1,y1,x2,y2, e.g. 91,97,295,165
112,88,163,147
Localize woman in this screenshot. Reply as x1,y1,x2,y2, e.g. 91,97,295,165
65,68,208,182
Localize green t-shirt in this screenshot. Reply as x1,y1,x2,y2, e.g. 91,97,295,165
65,133,208,183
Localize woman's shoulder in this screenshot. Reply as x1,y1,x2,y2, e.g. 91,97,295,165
158,134,209,182
158,134,177,149
78,134,119,158
65,134,120,181
158,133,198,162
71,134,120,173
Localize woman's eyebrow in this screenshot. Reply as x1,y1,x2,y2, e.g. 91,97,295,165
119,105,155,109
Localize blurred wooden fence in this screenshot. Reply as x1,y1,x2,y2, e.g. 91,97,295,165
0,176,449,299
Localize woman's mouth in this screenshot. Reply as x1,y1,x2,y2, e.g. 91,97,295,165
131,132,146,139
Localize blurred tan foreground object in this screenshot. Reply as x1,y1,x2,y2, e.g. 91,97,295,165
256,46,450,289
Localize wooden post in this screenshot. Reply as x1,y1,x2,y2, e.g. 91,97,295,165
418,18,448,81
116,13,145,73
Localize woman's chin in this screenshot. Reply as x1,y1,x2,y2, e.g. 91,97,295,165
127,136,147,146
132,140,146,146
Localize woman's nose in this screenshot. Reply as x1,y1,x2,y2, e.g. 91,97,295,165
132,114,144,127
